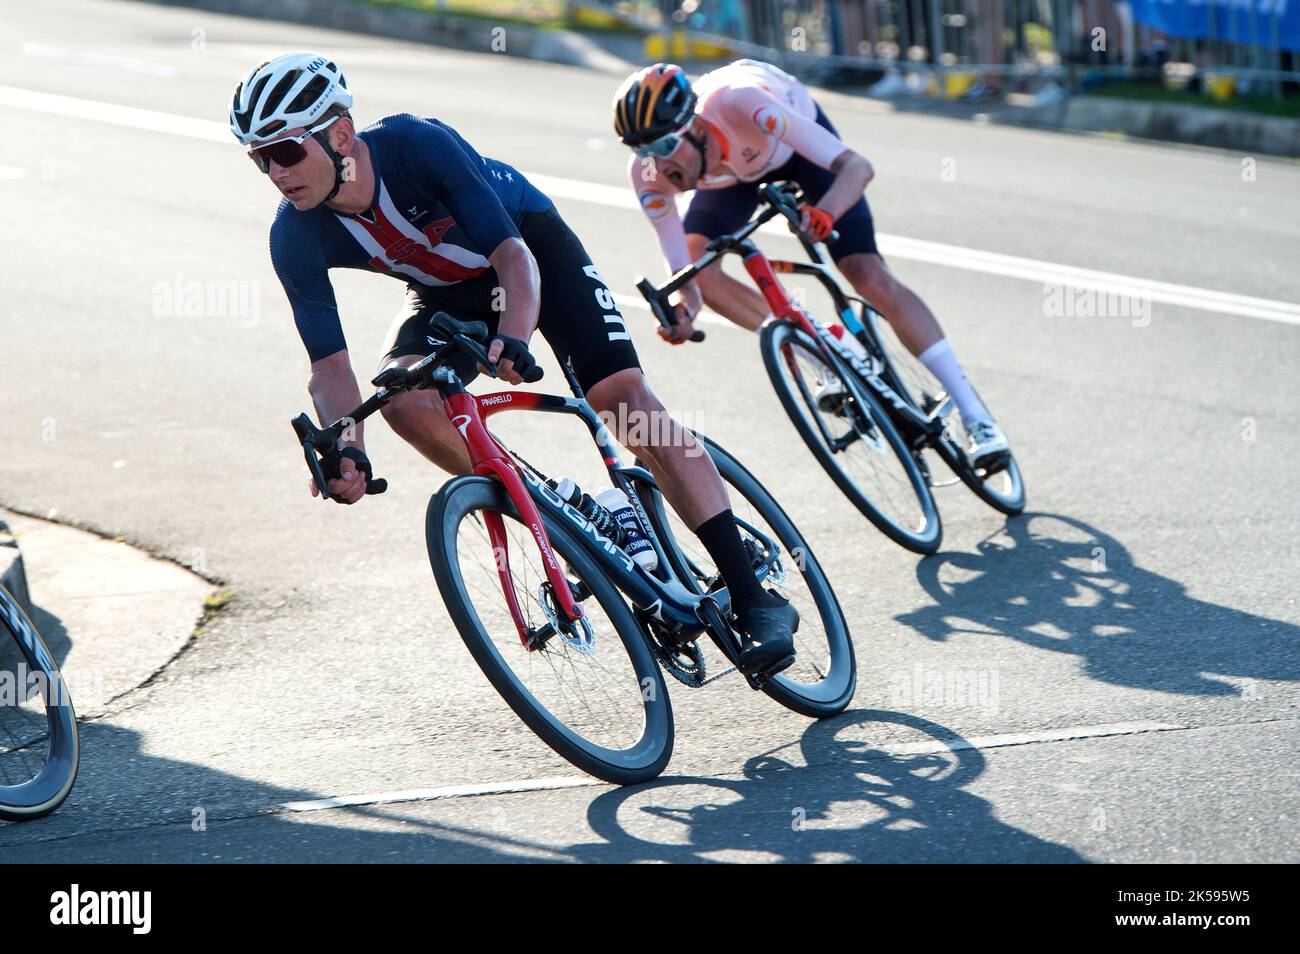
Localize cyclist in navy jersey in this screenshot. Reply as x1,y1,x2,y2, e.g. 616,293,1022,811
230,52,798,674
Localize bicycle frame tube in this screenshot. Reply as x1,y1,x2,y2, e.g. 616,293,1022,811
441,388,585,644
769,258,866,336
458,389,722,634
743,249,939,438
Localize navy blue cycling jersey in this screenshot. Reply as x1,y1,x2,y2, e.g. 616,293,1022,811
269,112,553,361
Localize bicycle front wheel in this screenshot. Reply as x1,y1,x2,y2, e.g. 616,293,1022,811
635,436,856,719
0,586,79,822
426,476,673,785
760,319,941,553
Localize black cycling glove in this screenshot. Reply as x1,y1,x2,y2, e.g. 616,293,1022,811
489,335,538,380
322,445,372,483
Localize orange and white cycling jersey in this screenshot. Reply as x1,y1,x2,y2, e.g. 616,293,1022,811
628,60,848,271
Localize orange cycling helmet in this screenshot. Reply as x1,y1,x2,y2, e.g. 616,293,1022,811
613,63,697,148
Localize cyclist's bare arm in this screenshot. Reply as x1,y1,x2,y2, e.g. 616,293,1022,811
308,351,367,501
484,236,541,383
816,148,874,221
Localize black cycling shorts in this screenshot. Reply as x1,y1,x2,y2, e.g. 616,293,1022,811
681,105,878,261
380,205,641,391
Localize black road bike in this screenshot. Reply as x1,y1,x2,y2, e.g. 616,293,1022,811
637,182,1026,554
292,313,855,784
0,582,78,821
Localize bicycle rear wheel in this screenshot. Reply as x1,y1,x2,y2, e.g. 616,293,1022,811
0,586,78,822
634,436,856,719
935,438,1027,515
760,319,941,554
426,476,673,785
859,306,1026,515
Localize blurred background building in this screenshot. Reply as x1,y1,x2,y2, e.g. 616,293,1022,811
580,0,1299,100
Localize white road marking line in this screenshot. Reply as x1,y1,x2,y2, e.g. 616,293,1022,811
2,85,1296,327
278,776,601,812
878,720,1184,757
19,42,178,77
877,235,1300,326
0,84,229,142
0,164,25,180
274,720,1185,813
524,176,1300,328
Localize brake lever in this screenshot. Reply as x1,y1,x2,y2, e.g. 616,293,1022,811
635,277,706,344
290,412,388,503
457,334,495,375
461,334,546,382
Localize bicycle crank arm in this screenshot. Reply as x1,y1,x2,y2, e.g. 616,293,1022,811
695,597,777,692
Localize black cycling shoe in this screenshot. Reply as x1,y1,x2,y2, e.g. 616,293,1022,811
732,596,799,677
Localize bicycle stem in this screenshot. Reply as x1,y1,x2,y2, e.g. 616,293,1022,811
636,182,835,329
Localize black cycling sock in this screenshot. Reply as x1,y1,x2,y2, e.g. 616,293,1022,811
694,510,779,611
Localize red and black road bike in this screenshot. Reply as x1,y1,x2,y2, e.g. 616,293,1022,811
637,182,1026,554
292,313,854,784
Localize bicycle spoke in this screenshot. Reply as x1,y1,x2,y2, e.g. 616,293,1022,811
450,503,649,752
784,343,927,532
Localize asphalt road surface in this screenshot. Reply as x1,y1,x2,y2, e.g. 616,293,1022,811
1,0,1297,862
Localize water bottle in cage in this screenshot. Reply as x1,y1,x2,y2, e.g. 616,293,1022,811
553,477,623,546
594,487,658,572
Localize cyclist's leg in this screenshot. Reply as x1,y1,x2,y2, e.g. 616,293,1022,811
521,208,789,637
681,186,769,329
783,107,933,347
793,109,998,428
375,285,483,475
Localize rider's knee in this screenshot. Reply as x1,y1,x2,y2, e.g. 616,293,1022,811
587,368,654,416
380,390,437,437
842,254,894,302
695,263,727,307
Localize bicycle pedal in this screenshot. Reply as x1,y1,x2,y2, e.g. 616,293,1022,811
762,653,797,679
975,451,1011,475
746,652,796,689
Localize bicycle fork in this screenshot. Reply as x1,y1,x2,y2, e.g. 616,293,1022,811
442,390,585,650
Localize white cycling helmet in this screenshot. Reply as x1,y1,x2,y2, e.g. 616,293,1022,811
229,51,352,145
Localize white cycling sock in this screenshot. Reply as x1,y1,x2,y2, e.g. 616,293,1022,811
918,338,990,426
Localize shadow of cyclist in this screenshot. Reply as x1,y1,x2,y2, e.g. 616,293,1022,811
578,709,1083,862
896,512,1299,695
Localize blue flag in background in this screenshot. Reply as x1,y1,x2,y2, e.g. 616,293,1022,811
1129,0,1300,52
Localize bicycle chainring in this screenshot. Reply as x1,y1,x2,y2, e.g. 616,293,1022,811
640,613,706,687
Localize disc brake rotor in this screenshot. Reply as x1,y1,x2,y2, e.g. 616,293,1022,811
537,582,596,654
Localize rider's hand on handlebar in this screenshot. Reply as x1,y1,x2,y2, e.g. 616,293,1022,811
658,285,703,345
657,303,699,345
484,334,537,385
313,452,368,504
796,204,836,244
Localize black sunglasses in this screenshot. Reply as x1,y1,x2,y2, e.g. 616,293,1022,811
247,116,340,173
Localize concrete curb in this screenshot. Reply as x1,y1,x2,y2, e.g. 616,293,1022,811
1057,96,1300,157
134,0,638,73
0,510,216,718
0,519,33,619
